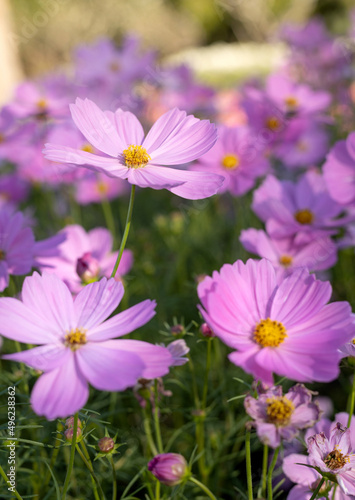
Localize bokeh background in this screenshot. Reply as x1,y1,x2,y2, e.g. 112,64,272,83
1,0,355,104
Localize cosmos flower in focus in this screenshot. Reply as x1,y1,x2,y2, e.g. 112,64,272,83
43,98,224,200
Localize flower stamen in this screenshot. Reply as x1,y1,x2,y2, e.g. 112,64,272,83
65,327,87,351
324,446,349,470
123,145,151,168
294,209,314,225
266,396,295,425
222,154,239,170
254,318,287,348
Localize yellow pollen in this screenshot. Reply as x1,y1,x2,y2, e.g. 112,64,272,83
254,318,287,348
294,209,314,225
0,249,5,260
266,116,281,131
297,141,308,152
110,61,120,72
284,96,299,109
37,98,47,109
324,446,350,470
81,143,94,153
97,181,108,194
64,327,87,351
222,154,240,170
279,255,293,267
266,396,295,425
123,145,151,168
352,338,355,345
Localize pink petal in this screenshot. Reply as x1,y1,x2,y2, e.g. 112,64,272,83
101,339,173,379
76,342,145,391
87,299,156,341
30,353,89,419
107,108,144,145
3,344,69,371
70,98,124,156
74,278,124,330
21,272,75,333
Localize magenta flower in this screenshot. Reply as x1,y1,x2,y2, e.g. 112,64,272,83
148,453,189,486
43,98,223,200
308,423,355,496
252,171,346,240
323,133,355,207
197,258,354,385
36,224,132,293
244,384,321,448
240,228,337,275
282,453,330,500
0,273,173,420
191,124,269,196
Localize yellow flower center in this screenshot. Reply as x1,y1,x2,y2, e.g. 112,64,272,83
0,249,5,260
81,143,94,153
37,98,47,109
222,154,239,170
64,328,87,351
254,318,287,348
284,96,298,109
110,61,120,72
294,209,314,225
279,255,293,267
97,181,109,194
266,116,281,131
123,145,151,168
297,141,308,152
324,446,349,470
266,396,295,425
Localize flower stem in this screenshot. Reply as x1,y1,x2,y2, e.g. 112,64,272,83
267,446,279,500
110,184,135,278
154,380,164,454
61,412,78,500
76,443,105,500
0,464,24,500
260,444,268,499
110,455,117,500
189,476,217,500
202,338,213,409
347,370,355,427
245,429,253,500
309,478,325,500
143,406,158,456
155,480,160,500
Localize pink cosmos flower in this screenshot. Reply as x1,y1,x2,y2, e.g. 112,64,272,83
191,125,269,196
252,171,346,240
36,224,132,293
197,258,354,385
43,98,223,200
244,384,321,448
240,228,337,275
323,132,355,207
307,423,355,496
0,273,173,420
74,172,128,205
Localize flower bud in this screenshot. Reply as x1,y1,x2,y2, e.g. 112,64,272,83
65,416,82,429
200,323,215,337
98,437,115,453
64,427,82,442
148,453,188,486
170,325,184,336
76,252,99,283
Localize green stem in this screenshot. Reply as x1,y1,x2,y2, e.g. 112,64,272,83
260,444,268,499
143,406,158,456
61,412,78,500
110,184,135,278
110,455,117,500
245,429,253,500
14,341,29,394
42,422,63,490
154,380,164,454
202,338,213,409
101,196,116,245
348,370,355,427
0,464,24,500
309,478,325,500
332,484,337,499
155,480,160,500
267,447,279,500
189,477,217,500
76,444,104,500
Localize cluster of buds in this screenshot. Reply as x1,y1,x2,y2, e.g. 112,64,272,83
64,416,83,442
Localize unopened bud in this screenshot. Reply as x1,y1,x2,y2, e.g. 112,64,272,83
200,323,215,337
76,252,99,283
65,416,82,429
148,453,189,486
170,325,184,336
64,427,82,442
98,437,115,453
